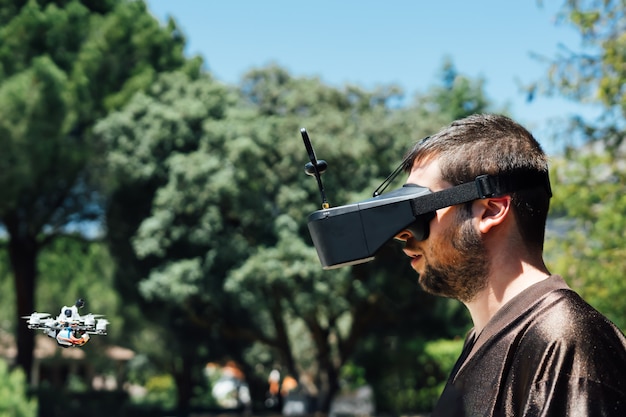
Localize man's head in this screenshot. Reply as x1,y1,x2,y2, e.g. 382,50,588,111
396,114,551,302
403,114,551,251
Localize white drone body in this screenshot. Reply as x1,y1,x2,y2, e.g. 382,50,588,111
22,299,108,347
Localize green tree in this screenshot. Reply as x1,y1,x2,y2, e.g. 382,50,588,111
0,360,37,417
97,62,491,413
0,0,194,381
545,148,626,329
528,0,625,150
528,1,626,330
230,61,494,413
416,58,493,121
96,70,235,409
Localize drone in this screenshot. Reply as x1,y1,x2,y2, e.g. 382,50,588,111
22,298,108,348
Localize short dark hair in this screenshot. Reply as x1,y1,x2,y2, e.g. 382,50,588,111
403,114,551,249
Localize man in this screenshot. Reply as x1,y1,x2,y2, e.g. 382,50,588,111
393,114,626,416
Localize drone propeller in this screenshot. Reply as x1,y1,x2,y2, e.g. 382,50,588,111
21,312,50,319
22,312,51,323
95,318,109,334
22,312,52,327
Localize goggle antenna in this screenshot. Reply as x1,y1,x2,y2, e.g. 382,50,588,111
300,128,330,209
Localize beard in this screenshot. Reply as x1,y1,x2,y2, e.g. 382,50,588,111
418,206,490,303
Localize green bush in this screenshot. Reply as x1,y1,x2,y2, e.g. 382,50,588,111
0,361,37,417
420,338,464,396
369,337,464,414
135,374,177,409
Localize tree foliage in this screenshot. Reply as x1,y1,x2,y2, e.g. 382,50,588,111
545,147,626,330
3,0,625,414
529,0,626,149
96,70,236,409
96,60,490,412
529,1,626,331
0,0,194,380
0,360,37,417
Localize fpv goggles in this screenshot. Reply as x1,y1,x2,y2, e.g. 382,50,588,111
301,129,551,269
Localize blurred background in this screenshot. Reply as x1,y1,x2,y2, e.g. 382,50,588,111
1,0,624,416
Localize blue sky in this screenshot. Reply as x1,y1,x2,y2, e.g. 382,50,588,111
145,0,599,153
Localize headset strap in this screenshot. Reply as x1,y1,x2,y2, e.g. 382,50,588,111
410,171,551,216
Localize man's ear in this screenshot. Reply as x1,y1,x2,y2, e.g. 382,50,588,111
474,196,512,234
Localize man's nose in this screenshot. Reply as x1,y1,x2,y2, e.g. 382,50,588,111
394,229,414,242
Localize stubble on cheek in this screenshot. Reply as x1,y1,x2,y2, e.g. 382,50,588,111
417,213,489,303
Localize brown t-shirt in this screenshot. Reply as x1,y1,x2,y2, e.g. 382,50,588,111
432,275,626,416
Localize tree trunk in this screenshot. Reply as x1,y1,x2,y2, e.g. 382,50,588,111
8,232,39,384
307,322,341,414
317,351,340,414
174,356,193,411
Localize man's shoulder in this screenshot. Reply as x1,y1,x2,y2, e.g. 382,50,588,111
520,287,626,359
475,278,622,353
530,287,616,333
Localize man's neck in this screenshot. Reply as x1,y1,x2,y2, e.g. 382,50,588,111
465,260,550,335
